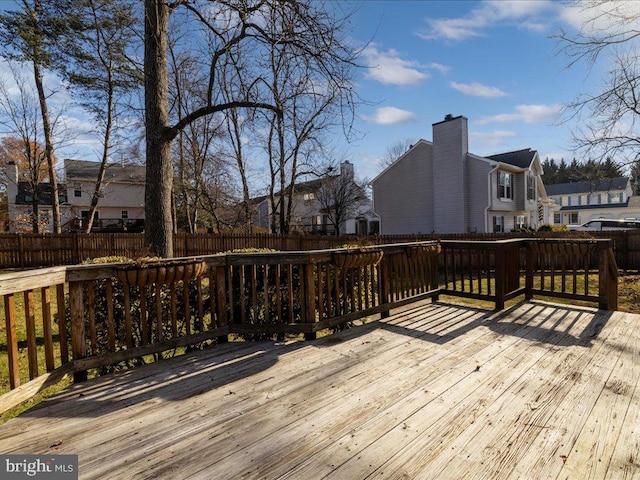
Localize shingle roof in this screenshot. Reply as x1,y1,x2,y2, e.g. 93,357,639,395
487,148,537,169
65,159,145,183
545,177,629,196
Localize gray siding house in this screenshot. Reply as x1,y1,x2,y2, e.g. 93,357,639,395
253,161,379,235
372,114,551,234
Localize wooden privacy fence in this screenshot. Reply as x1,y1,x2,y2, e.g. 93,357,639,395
0,239,618,414
1,230,639,270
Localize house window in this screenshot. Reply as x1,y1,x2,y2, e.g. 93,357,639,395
569,212,579,224
497,172,513,200
515,215,527,230
121,210,129,219
553,213,561,224
493,215,505,233
74,183,82,197
527,175,535,201
303,192,315,205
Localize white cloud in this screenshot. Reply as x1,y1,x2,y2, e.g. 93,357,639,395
428,63,451,75
362,45,428,86
450,81,507,98
365,107,417,125
476,104,562,125
560,1,640,35
472,130,517,148
419,0,559,42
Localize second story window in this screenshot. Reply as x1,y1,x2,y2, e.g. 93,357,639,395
527,175,535,201
73,183,82,197
497,171,513,200
303,192,315,205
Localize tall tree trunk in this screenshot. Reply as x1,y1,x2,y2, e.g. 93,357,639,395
144,0,173,257
85,80,114,233
31,0,60,233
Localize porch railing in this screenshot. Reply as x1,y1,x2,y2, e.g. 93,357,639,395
0,238,618,414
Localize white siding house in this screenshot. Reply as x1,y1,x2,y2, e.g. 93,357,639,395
3,159,145,232
546,177,640,225
372,114,551,234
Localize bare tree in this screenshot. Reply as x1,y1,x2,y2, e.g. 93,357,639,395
0,65,56,232
558,1,640,163
315,170,369,236
142,0,361,257
378,138,416,170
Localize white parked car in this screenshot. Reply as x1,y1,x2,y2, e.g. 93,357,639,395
568,219,640,231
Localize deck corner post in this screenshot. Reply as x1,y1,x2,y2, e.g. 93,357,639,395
494,245,506,311
598,240,618,311
525,241,534,301
69,281,88,383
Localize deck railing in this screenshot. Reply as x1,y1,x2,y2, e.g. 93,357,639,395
0,239,618,414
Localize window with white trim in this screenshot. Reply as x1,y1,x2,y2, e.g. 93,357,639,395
497,171,513,200
527,175,535,201
493,215,505,233
515,215,527,229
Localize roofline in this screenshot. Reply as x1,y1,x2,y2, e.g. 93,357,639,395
371,139,432,183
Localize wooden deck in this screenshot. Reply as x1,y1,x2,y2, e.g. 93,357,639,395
1,299,639,479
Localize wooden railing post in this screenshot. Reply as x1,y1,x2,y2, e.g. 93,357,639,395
598,241,619,311
430,251,440,302
215,266,228,330
525,241,534,300
69,281,87,382
379,257,390,318
494,244,506,311
4,293,19,389
302,263,317,340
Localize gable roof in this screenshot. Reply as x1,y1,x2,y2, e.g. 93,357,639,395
545,177,629,196
65,159,145,184
487,148,538,169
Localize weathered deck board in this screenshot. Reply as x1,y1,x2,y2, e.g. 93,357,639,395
0,300,639,479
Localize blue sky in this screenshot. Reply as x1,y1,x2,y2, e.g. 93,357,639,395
0,1,622,187
344,0,607,180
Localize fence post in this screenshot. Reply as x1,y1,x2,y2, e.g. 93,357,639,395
69,281,87,382
18,234,25,269
73,233,80,264
494,244,506,311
